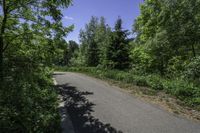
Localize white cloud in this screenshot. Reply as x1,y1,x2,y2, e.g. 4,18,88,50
64,16,74,20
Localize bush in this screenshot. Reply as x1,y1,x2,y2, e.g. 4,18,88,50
146,75,164,90
162,79,200,106
184,56,200,84
0,68,60,133
167,56,188,76
130,45,153,74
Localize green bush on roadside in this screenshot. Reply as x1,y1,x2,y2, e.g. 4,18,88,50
0,68,60,133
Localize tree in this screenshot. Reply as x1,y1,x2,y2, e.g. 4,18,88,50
63,40,79,65
0,0,73,80
105,17,130,69
0,0,74,132
133,0,200,75
147,30,172,75
94,17,112,66
133,0,162,43
79,16,100,66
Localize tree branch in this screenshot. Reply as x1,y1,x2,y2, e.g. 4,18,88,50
1,0,7,35
2,31,45,53
7,0,36,13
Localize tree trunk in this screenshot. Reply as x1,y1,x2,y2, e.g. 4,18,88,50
0,0,7,81
191,43,196,57
0,38,3,81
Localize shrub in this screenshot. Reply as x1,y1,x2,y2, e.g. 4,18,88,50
0,68,60,133
146,75,164,90
162,79,200,106
130,45,153,73
167,56,188,76
184,56,200,84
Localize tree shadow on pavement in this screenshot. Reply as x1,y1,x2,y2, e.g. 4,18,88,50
53,73,66,76
57,84,123,133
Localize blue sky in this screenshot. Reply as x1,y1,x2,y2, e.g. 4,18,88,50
62,0,143,43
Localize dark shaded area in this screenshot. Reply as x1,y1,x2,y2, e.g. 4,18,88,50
57,84,123,133
53,73,66,76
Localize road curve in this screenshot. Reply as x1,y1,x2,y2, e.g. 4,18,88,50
54,72,200,133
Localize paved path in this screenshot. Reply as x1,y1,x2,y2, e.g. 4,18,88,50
54,72,200,133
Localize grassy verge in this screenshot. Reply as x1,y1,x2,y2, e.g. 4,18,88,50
55,66,200,111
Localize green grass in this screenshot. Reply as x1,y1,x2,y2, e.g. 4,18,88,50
55,66,200,110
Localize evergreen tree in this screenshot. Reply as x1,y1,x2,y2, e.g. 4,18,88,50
95,17,111,66
63,40,79,66
105,17,130,69
79,16,100,66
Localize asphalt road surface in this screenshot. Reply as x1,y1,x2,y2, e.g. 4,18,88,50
54,72,200,133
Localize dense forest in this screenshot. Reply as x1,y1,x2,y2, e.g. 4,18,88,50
1,0,200,132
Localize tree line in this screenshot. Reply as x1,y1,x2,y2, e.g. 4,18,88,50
64,16,131,70
64,0,200,83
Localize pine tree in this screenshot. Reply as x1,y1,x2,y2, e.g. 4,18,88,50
79,16,100,66
63,40,79,66
95,17,111,66
105,17,130,69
